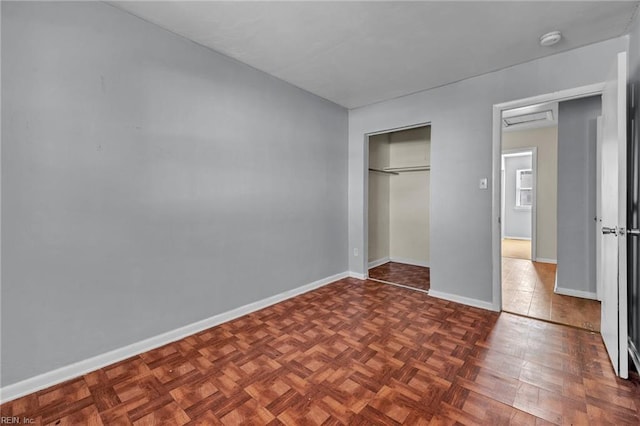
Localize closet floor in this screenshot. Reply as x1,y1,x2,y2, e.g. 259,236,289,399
502,257,601,331
368,261,430,291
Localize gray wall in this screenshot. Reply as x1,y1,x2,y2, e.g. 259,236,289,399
1,2,348,386
556,96,601,295
350,36,628,304
503,155,532,240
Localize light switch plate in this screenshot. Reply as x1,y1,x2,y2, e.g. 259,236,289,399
479,178,488,189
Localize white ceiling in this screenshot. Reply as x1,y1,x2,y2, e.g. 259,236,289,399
110,1,640,109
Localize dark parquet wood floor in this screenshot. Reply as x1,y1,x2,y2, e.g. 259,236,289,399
2,278,639,425
368,262,430,291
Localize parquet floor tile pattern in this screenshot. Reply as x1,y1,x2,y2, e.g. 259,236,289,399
2,278,639,425
502,257,601,331
368,262,430,291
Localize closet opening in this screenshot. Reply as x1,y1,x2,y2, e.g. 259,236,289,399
366,124,431,293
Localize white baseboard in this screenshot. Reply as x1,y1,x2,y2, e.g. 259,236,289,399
368,257,390,269
349,271,366,280
553,283,597,300
0,271,349,404
535,257,557,264
389,257,430,268
428,289,498,312
503,236,531,241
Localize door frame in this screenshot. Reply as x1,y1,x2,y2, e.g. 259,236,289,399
501,148,537,261
363,121,431,278
491,83,604,311
596,116,603,301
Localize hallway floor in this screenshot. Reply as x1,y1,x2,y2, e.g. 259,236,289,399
502,238,531,260
502,257,601,331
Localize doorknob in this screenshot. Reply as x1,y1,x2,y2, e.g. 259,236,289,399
602,226,617,235
617,228,640,236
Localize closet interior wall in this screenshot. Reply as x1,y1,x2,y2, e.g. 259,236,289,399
368,134,391,265
368,126,431,268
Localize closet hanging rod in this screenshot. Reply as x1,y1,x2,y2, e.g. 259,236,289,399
383,165,431,172
368,168,399,175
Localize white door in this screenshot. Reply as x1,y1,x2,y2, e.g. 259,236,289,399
600,51,628,379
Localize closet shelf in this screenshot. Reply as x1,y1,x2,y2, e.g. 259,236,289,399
369,168,399,175
369,165,431,175
383,165,431,173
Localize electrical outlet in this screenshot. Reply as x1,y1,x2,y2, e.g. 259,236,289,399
353,248,359,256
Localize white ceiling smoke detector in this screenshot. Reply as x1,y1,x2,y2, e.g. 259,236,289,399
539,31,562,47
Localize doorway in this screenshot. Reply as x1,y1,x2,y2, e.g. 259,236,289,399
493,54,629,379
498,98,602,332
366,125,431,292
501,149,535,261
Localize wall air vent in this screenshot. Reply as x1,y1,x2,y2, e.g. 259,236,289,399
503,110,553,127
